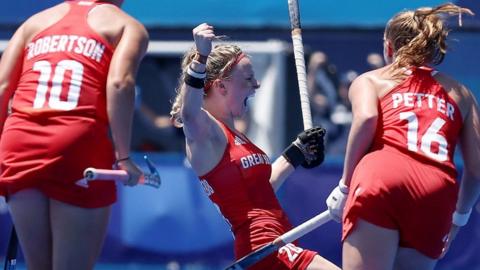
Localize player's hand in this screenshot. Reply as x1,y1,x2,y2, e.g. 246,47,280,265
192,23,215,57
115,158,143,186
326,180,349,222
441,209,473,257
440,224,459,258
281,127,326,169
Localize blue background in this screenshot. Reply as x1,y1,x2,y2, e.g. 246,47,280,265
1,0,479,28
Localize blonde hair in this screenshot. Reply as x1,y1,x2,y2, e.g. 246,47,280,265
169,44,244,127
385,3,473,75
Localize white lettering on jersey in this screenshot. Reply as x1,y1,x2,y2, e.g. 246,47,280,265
27,35,106,63
200,179,214,196
278,243,304,262
392,93,455,121
240,153,271,169
234,136,247,145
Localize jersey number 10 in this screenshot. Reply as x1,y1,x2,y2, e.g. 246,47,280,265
400,112,448,162
33,60,84,110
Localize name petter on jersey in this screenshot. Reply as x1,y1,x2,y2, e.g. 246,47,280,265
392,92,455,120
27,35,106,63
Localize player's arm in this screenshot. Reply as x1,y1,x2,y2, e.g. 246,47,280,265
180,75,215,142
341,75,378,186
456,89,480,222
0,24,26,134
106,19,148,160
181,23,217,143
270,127,326,191
325,75,377,222
270,156,295,192
441,86,480,256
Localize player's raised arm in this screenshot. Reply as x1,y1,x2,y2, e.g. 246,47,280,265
179,23,217,142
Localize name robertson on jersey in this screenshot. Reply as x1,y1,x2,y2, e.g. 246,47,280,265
26,35,106,62
240,153,271,169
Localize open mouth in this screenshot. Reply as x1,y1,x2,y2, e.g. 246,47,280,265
244,94,255,110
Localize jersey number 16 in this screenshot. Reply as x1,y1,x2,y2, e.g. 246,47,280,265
400,112,448,162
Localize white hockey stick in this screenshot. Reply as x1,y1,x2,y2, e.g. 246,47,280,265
224,210,331,270
288,0,313,130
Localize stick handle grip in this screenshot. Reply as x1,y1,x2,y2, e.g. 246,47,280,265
291,33,312,129
78,168,161,188
84,168,129,181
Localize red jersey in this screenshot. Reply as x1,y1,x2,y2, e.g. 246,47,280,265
198,122,317,269
14,0,113,121
199,121,283,233
0,1,117,208
372,66,463,176
342,67,464,258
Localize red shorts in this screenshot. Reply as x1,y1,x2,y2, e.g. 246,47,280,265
234,212,316,270
342,149,458,259
0,115,116,208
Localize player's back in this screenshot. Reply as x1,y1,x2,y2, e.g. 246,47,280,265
11,1,141,121
370,66,464,175
21,1,135,53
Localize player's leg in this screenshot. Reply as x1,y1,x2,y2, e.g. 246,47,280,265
306,254,341,270
50,199,111,270
8,189,53,270
393,247,437,270
342,219,399,270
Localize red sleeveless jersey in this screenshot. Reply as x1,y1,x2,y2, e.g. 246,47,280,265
372,66,463,176
0,1,117,208
14,0,113,121
199,122,285,232
342,67,464,258
198,122,318,266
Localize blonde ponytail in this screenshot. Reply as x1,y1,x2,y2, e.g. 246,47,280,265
385,3,473,76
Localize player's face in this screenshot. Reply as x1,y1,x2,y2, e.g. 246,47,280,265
224,57,260,117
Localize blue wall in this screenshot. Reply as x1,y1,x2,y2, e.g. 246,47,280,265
2,0,478,28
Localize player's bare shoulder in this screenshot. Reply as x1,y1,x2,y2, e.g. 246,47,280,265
88,3,148,47
434,72,468,95
98,4,147,33
21,2,70,42
348,68,387,97
434,71,473,118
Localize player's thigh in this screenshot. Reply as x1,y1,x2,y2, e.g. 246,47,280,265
8,188,52,270
307,254,341,270
343,218,399,270
394,247,437,270
50,198,111,270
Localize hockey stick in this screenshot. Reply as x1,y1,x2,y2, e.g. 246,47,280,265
224,2,334,269
3,226,18,270
224,210,331,270
288,0,313,130
76,156,161,188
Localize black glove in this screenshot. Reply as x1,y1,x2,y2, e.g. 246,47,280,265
281,127,326,169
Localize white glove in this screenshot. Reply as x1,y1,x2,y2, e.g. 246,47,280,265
326,180,349,223
452,209,472,227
